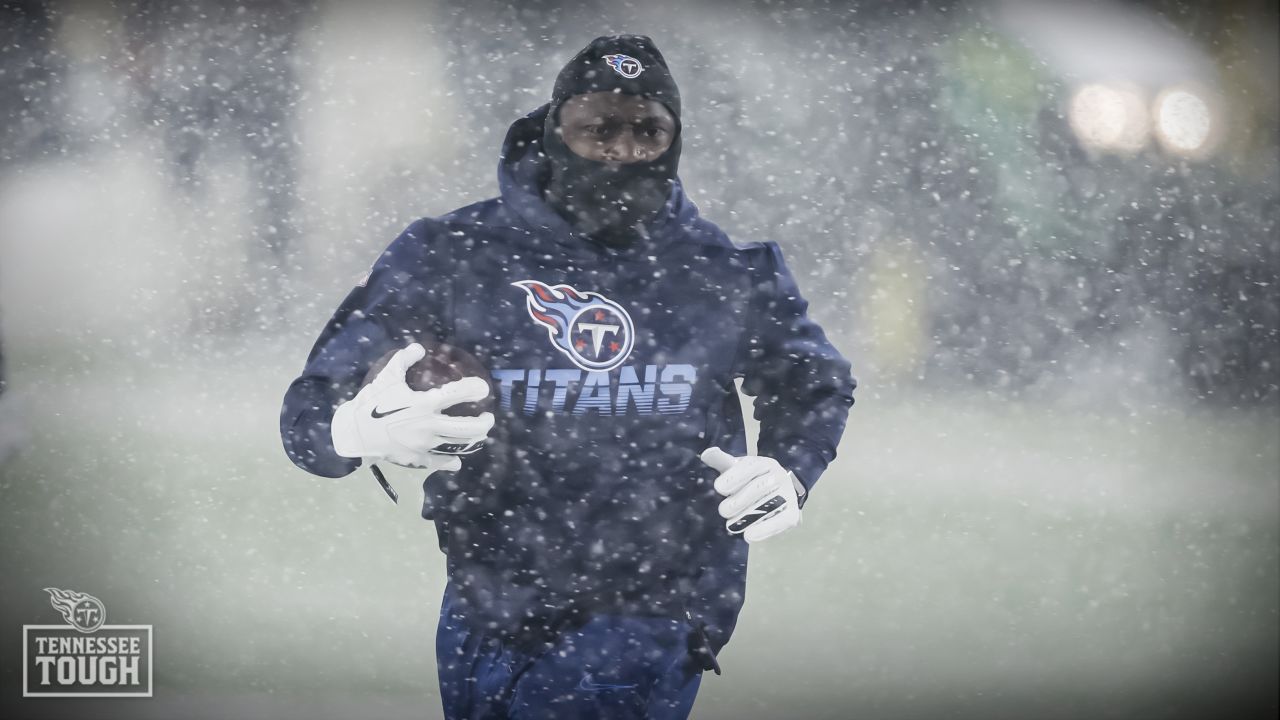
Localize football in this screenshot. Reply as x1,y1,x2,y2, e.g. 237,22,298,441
362,341,494,417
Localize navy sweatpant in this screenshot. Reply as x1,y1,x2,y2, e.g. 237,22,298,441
435,584,703,719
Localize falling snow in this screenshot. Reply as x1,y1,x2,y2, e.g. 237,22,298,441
1,1,1276,718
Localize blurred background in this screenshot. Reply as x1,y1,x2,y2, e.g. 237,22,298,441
0,0,1276,718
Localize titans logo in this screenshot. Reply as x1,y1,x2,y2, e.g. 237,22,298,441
602,53,644,79
513,280,636,372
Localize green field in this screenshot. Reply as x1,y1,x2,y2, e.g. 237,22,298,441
1,337,1276,719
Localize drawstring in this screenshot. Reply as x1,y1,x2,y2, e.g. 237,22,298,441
683,609,722,676
369,463,398,503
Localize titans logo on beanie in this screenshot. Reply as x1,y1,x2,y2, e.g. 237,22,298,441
603,53,643,78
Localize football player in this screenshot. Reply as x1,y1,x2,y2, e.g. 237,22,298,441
281,34,855,719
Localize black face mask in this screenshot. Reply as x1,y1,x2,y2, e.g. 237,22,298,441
541,106,682,248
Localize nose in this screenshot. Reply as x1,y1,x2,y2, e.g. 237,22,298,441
601,131,645,163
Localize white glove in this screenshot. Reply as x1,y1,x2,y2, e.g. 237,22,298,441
700,447,805,543
331,343,495,469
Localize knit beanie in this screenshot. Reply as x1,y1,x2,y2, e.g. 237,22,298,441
546,34,681,122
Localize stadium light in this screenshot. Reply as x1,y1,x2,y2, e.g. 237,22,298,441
1068,83,1150,154
1153,87,1215,156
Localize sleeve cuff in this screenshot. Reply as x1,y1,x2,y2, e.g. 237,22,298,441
764,438,830,504
282,409,363,478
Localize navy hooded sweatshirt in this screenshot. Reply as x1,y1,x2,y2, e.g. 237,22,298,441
280,102,856,652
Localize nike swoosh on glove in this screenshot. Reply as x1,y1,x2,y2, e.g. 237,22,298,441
700,447,805,543
331,343,495,469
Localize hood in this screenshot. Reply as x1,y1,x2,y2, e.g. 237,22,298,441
497,103,700,259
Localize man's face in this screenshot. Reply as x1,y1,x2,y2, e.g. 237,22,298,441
556,92,677,165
